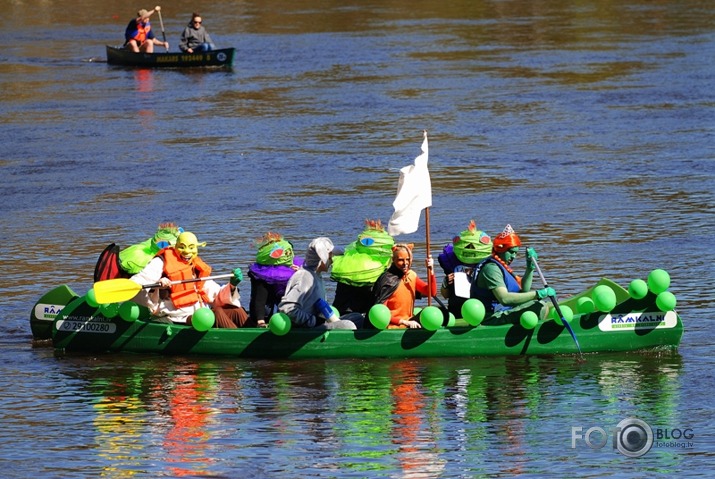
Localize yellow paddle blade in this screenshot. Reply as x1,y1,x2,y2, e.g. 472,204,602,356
93,278,144,304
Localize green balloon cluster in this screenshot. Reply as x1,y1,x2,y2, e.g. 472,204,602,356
99,302,120,318
520,311,538,330
119,301,140,322
85,288,99,308
656,291,677,312
269,312,292,336
648,269,670,294
592,285,616,312
369,304,391,329
192,307,215,332
628,279,649,300
420,306,443,331
461,299,485,327
576,297,595,314
551,305,574,325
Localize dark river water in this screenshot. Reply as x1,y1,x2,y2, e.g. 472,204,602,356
1,0,713,477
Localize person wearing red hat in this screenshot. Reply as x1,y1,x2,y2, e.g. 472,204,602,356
469,224,554,325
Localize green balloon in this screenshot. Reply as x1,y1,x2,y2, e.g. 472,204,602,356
628,279,649,300
576,297,595,314
447,313,456,327
85,288,99,308
647,269,670,295
368,304,391,329
99,302,120,318
118,301,140,322
656,291,677,312
420,306,442,331
330,305,340,319
461,298,485,326
592,285,617,312
192,307,215,332
413,306,422,316
551,305,574,325
269,312,292,336
520,311,538,330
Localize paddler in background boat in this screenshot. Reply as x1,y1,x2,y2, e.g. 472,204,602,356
247,232,303,328
129,231,250,328
93,222,182,282
437,220,492,318
372,244,437,329
330,219,394,317
279,237,364,330
124,6,169,53
179,12,216,53
469,224,554,325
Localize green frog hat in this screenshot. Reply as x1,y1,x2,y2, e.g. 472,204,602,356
119,222,182,274
331,219,395,286
453,220,492,264
255,232,295,266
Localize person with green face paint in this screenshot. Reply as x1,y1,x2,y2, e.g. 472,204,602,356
130,231,249,328
470,224,554,325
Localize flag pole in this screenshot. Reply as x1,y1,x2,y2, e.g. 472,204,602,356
425,206,433,306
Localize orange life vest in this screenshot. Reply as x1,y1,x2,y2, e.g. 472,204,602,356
157,248,212,308
133,21,151,44
384,270,418,324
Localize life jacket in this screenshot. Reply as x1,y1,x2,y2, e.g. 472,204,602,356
94,243,128,282
157,248,212,308
373,266,418,324
131,21,151,44
470,257,522,314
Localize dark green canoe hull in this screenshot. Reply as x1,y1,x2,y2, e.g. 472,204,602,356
30,284,79,341
50,279,682,359
106,45,235,68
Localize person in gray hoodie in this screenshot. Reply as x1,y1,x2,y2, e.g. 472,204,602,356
179,12,215,53
279,237,364,330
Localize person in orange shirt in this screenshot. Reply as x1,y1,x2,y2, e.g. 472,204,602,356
372,244,436,329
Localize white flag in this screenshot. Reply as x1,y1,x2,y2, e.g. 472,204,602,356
388,131,432,236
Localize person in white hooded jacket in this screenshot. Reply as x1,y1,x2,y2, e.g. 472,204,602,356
279,237,364,330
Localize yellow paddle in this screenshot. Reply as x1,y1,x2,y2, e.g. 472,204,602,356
93,274,233,304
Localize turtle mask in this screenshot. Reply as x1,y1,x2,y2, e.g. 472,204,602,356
453,220,492,264
151,223,182,250
257,236,295,266
355,219,395,257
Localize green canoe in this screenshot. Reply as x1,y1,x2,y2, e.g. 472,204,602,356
47,278,682,359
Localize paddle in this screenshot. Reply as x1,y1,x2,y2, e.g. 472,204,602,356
93,274,233,304
530,255,584,357
156,6,168,52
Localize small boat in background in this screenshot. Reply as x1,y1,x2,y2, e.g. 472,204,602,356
105,45,235,68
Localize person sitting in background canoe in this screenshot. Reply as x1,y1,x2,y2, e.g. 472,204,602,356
247,232,303,328
125,6,169,53
372,244,437,329
129,231,250,328
438,220,492,319
278,237,364,330
93,222,182,282
330,219,394,316
469,224,553,325
179,12,216,53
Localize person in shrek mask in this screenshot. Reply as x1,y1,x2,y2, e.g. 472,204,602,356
130,231,249,328
469,224,553,325
330,219,395,316
438,220,492,318
247,232,304,328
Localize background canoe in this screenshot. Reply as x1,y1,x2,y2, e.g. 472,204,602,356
105,45,235,68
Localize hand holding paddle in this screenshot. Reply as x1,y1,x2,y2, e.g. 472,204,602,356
529,250,583,357
93,274,233,304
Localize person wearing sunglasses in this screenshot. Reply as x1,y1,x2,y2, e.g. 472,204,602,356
179,12,216,53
